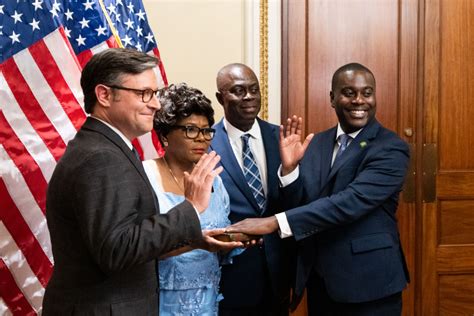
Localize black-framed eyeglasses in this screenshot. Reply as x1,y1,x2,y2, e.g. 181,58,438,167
107,85,159,103
172,125,216,141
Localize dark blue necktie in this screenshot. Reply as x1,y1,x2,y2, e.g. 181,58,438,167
132,147,141,161
335,134,351,161
241,134,266,212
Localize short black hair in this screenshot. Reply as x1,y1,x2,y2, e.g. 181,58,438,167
331,63,375,91
80,48,159,113
154,83,214,142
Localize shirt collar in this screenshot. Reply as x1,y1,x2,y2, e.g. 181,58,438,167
336,124,362,141
90,116,133,150
223,118,262,141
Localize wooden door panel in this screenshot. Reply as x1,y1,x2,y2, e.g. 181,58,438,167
439,275,474,316
437,173,474,197
437,246,474,272
439,200,474,244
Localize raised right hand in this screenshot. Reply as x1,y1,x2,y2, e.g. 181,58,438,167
183,151,223,213
279,115,314,176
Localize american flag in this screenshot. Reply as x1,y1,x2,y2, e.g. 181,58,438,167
0,0,166,314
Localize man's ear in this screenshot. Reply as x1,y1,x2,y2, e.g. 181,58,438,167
329,91,335,108
215,91,224,106
95,84,112,108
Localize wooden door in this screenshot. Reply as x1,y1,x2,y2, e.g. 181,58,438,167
421,0,474,314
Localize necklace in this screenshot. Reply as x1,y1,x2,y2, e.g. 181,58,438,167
162,156,184,192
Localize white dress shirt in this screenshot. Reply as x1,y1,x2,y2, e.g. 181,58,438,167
275,124,362,238
223,118,268,196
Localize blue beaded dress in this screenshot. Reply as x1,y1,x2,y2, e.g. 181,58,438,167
143,160,231,316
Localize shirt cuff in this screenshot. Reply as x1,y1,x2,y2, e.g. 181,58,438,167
277,164,299,187
275,212,293,238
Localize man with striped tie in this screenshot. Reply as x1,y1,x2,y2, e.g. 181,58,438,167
210,63,293,316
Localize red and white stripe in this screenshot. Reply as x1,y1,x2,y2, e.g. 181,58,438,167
0,26,166,315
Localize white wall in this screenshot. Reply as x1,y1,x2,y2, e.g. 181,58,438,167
143,0,245,120
143,0,281,124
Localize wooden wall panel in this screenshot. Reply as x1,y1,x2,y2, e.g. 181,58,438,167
306,0,399,134
281,0,307,124
439,275,474,315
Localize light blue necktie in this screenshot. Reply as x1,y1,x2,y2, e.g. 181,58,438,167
241,134,266,212
335,134,351,161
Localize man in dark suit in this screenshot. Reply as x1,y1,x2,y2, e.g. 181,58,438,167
210,63,292,315
43,48,239,315
227,63,410,315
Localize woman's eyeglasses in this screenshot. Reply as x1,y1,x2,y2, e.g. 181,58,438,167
172,125,215,141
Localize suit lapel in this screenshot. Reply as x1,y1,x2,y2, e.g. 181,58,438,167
324,120,381,186
319,127,337,188
211,120,260,211
82,118,158,208
259,119,279,215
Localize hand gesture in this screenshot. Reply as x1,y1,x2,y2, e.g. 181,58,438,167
279,116,314,176
183,151,223,213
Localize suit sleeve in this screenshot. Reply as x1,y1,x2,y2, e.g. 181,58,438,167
72,149,202,274
286,138,409,241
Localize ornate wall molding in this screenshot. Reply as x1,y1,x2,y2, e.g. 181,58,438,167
245,0,280,124
259,0,269,120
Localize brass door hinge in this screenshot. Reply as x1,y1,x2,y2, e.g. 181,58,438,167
402,143,437,203
422,143,437,203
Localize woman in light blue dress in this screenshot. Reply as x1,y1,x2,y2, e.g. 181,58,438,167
143,83,237,316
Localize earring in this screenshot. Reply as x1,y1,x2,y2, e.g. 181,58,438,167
162,139,168,147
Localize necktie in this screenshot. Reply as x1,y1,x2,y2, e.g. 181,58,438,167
241,134,266,212
132,147,141,161
334,134,351,161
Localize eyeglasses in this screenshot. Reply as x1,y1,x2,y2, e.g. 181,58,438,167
107,85,159,103
172,125,216,140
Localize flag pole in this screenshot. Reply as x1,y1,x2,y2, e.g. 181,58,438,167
98,0,124,48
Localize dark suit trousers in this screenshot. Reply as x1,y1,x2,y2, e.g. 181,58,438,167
219,300,288,316
306,272,402,316
219,270,289,316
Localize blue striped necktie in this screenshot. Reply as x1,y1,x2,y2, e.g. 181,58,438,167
241,134,266,212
